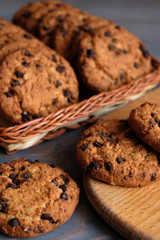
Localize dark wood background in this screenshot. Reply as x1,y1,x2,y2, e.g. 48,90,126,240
0,1,160,239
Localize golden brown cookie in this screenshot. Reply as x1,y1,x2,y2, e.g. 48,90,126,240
0,47,79,125
75,24,152,93
76,119,160,187
129,102,160,153
0,158,79,238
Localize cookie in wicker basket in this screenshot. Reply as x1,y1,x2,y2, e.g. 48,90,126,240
0,46,79,125
0,158,79,238
76,119,160,187
13,1,72,35
75,24,152,93
129,102,160,153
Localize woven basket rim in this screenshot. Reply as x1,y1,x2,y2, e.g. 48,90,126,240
0,56,160,144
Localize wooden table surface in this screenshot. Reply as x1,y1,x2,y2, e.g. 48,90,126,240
0,1,160,240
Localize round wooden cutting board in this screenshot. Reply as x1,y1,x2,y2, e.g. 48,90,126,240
83,87,160,240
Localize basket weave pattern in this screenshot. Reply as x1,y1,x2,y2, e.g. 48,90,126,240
0,59,160,147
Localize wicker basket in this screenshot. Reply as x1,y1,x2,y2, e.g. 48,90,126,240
0,57,159,154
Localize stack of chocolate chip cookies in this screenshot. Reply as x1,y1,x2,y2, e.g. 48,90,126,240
13,0,156,94
0,18,79,125
76,102,160,188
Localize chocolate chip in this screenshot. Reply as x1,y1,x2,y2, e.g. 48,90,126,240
104,31,111,37
8,218,20,227
9,174,18,180
107,138,114,144
25,159,33,164
49,163,55,168
23,34,32,39
123,49,128,54
60,26,67,36
119,73,125,80
55,80,62,88
15,71,24,78
60,192,68,200
21,166,26,171
80,143,89,151
125,131,136,139
23,12,31,18
105,162,111,171
22,62,30,67
151,173,156,181
56,65,66,73
93,140,103,147
22,112,31,122
63,89,70,97
60,174,69,184
52,55,57,62
139,44,149,58
108,44,115,51
24,50,33,57
112,38,117,43
43,25,48,31
52,179,58,186
116,157,125,164
22,171,32,179
0,199,9,213
59,184,67,192
134,62,139,68
7,183,18,189
50,219,59,224
41,214,52,220
52,98,57,105
5,91,13,97
38,226,45,233
12,179,20,185
115,25,121,30
35,64,42,68
84,133,92,139
87,49,95,58
0,172,2,175
156,153,160,165
115,49,122,56
89,162,101,171
32,114,40,119
11,79,20,87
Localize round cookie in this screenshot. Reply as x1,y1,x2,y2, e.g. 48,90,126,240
76,119,160,187
129,102,160,153
0,47,79,125
75,24,152,93
0,158,79,238
51,10,91,60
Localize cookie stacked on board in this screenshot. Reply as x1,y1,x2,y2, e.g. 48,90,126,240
13,0,155,94
0,18,79,125
76,102,160,188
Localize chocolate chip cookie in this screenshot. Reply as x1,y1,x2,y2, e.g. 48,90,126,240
0,158,79,238
0,47,79,125
75,24,152,93
13,1,72,35
76,119,160,187
129,102,160,153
